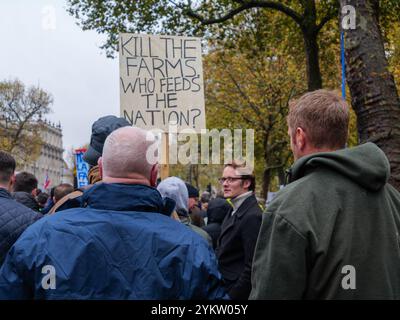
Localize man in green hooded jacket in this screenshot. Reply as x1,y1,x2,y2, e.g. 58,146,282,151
250,90,400,299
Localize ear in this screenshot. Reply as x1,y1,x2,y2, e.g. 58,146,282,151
150,164,158,187
8,173,16,192
242,179,251,190
31,188,38,197
295,127,306,150
98,157,103,180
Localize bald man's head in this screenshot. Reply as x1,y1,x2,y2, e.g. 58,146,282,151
101,127,158,184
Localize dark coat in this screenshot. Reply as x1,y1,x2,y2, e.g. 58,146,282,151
12,191,40,211
0,188,42,265
216,194,262,299
0,183,227,299
189,205,205,227
250,143,400,299
203,198,231,249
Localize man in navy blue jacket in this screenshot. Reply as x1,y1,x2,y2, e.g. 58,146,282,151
0,127,226,299
0,151,41,265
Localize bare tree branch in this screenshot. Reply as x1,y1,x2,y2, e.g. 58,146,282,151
213,100,260,128
316,12,336,32
316,1,338,32
222,64,269,131
184,0,303,27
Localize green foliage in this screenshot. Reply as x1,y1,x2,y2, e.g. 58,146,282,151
67,0,400,193
203,10,305,196
66,0,341,57
67,0,199,57
384,21,400,88
203,7,360,195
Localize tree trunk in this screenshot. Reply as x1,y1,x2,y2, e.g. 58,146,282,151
194,164,199,189
341,0,400,191
262,168,270,200
262,131,270,199
277,166,286,187
302,29,323,91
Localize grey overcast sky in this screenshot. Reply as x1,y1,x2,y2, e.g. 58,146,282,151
0,0,119,156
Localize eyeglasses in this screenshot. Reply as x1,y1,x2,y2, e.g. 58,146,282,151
218,177,245,184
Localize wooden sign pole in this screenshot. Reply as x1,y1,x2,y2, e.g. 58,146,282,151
160,132,169,180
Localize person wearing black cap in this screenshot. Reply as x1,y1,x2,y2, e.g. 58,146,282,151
186,183,205,227
83,115,131,184
50,115,131,214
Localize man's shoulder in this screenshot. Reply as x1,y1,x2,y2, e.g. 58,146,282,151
39,207,207,245
0,194,40,220
273,168,338,203
14,207,213,267
12,191,32,200
12,192,40,210
188,223,213,245
0,200,41,253
265,169,356,235
240,194,263,216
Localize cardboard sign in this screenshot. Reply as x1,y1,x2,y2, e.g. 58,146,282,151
119,33,206,132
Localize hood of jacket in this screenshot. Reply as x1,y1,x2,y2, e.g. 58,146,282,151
12,191,40,211
157,177,189,213
80,183,175,216
288,142,390,191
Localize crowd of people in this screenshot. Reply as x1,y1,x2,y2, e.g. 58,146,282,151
0,89,400,299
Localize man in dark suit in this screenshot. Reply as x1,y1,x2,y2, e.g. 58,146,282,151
216,161,262,299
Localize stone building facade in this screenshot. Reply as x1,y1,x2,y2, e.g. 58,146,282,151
23,120,73,191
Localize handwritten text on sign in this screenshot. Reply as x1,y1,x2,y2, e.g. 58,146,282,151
119,34,206,132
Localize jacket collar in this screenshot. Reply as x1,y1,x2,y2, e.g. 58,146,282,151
230,191,253,213
12,191,38,206
286,143,389,191
0,188,11,199
80,183,175,216
232,194,257,218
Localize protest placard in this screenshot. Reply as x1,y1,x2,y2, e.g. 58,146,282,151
119,33,206,133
